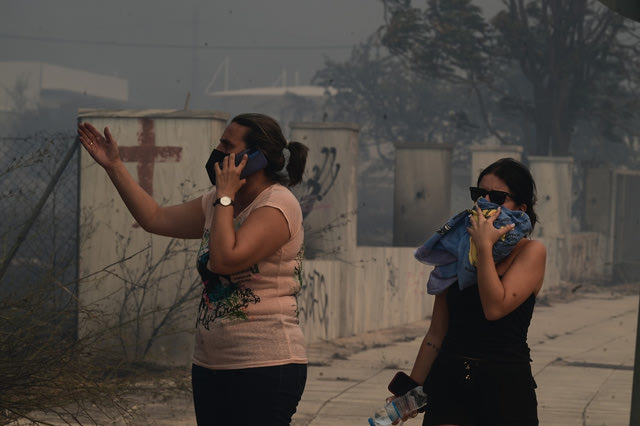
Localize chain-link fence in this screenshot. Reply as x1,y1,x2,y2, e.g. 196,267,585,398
0,132,79,335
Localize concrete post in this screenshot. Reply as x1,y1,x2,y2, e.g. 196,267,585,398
611,171,640,281
585,168,640,281
78,109,229,366
527,156,574,289
469,145,524,185
393,143,452,247
584,168,616,277
289,122,360,260
528,156,574,238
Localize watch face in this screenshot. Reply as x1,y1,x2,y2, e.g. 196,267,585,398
220,196,232,206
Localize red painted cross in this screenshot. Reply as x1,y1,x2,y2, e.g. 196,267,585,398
119,118,182,197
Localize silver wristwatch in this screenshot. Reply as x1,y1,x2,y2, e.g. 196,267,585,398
213,196,234,207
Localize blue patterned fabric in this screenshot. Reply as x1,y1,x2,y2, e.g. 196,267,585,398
414,198,532,295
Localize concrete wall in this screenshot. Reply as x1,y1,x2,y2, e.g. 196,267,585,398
353,246,433,335
528,156,573,238
297,249,433,344
76,111,434,366
585,168,640,282
527,156,575,290
290,122,360,259
611,171,640,281
537,232,608,295
75,108,610,366
565,232,608,282
289,124,434,343
78,109,228,365
393,143,452,247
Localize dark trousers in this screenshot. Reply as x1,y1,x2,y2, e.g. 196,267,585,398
422,355,538,426
191,363,307,426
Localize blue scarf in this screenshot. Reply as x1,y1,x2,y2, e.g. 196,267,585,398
414,197,532,295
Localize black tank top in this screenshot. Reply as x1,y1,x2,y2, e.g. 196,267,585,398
440,282,535,363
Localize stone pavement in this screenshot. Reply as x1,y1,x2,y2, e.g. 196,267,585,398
291,291,639,426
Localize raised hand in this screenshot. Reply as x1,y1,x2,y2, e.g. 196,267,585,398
77,122,121,170
213,152,248,198
467,206,515,250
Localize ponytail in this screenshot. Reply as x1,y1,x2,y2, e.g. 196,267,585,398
284,141,308,187
231,113,308,187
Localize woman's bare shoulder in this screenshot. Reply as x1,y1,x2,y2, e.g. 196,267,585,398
521,239,546,255
511,238,546,269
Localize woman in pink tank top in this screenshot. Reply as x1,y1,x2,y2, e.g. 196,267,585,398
78,113,309,426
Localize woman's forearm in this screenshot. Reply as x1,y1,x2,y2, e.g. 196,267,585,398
105,161,161,230
409,333,443,384
409,293,448,384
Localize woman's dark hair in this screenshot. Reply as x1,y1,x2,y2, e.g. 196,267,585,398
231,113,308,187
477,157,538,231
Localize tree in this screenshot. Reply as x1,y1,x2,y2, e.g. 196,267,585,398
386,0,640,158
317,0,640,164
314,32,487,167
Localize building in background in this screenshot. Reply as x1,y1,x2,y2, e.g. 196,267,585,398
206,85,336,131
0,61,129,133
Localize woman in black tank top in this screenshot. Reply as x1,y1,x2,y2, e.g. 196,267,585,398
399,158,545,426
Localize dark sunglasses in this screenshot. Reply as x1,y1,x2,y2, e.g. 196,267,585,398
469,187,514,205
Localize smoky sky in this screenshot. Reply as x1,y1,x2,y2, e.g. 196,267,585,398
0,0,388,109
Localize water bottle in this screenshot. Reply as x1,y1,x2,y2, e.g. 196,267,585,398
367,386,428,425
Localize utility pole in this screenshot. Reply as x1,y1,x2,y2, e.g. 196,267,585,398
204,57,230,94
224,56,229,91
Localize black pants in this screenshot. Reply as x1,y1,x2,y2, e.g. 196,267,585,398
191,363,307,426
422,355,538,426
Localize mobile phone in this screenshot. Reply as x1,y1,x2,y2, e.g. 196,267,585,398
205,147,268,185
388,371,419,397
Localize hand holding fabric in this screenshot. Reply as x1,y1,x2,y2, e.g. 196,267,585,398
415,198,532,295
466,206,515,251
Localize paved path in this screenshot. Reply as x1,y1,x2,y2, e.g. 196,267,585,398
22,291,637,425
292,292,639,426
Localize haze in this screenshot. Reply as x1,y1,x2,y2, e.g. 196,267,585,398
0,0,388,108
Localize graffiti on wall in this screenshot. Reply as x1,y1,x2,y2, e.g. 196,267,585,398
386,257,400,297
298,147,340,218
296,268,330,337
